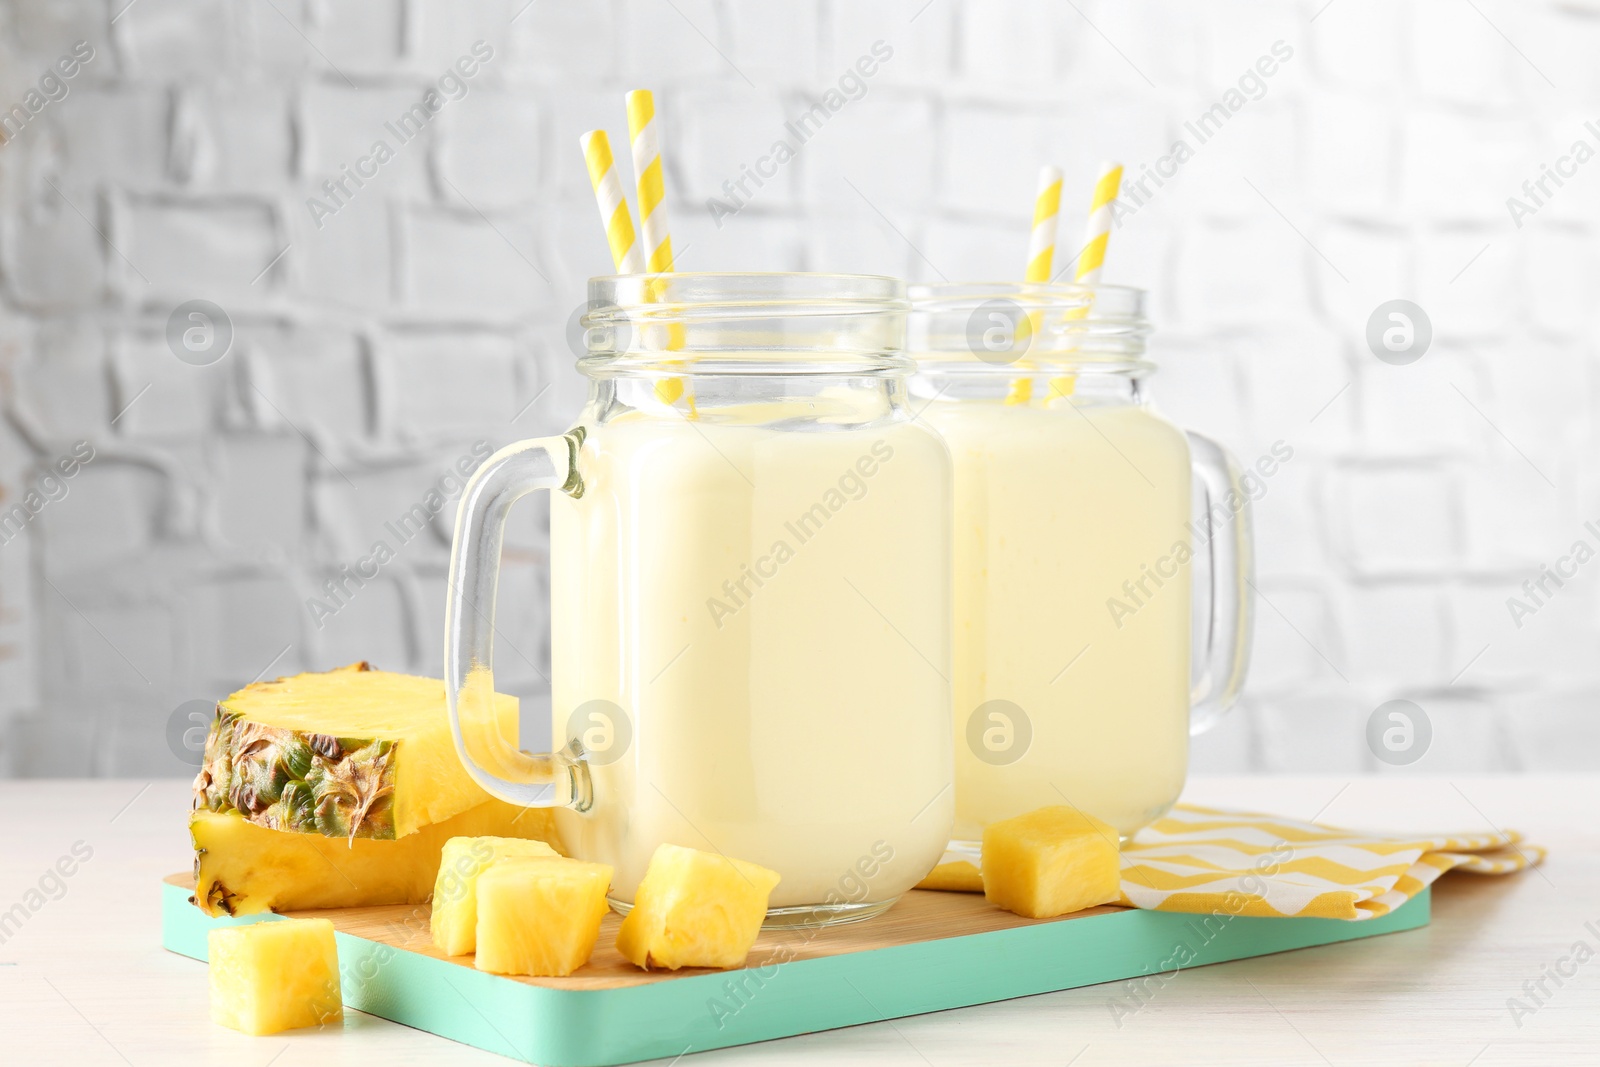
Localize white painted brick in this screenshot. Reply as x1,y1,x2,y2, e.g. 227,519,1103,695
398,205,553,320
1302,93,1394,218
1337,582,1451,686
1328,462,1463,576
671,209,806,274
1145,333,1245,448
1448,578,1600,690
1516,4,1600,103
541,89,630,199
955,0,1065,90
617,0,731,83
1249,460,1331,577
1460,461,1569,571
34,85,169,188
919,217,1016,283
11,322,110,439
1474,337,1591,472
53,600,174,692
436,90,543,209
109,328,232,439
0,196,109,309
114,0,239,78
1252,688,1372,773
308,571,413,670
1400,109,1533,224
311,452,483,561
34,462,166,575
182,571,304,682
0,0,117,79
825,0,956,87
118,195,281,305
305,0,406,71
299,82,437,197
1506,688,1600,771
1247,579,1340,692
1165,99,1300,222
409,0,511,75
800,93,935,215
378,329,522,442
1310,224,1406,344
727,1,821,82
1411,229,1516,339
1520,225,1600,338
181,84,294,192
1370,690,1508,774
1358,343,1491,460
938,104,1054,218
1231,326,1351,451
805,212,913,278
1410,0,1515,108
285,188,393,310
213,435,309,552
240,324,369,438
675,90,801,211
1200,0,1308,87
506,1,619,82
1307,0,1402,92
1173,219,1315,331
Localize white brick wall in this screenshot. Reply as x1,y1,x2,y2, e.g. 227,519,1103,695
0,0,1595,779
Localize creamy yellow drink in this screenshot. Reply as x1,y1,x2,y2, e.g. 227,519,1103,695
919,394,1193,841
549,400,954,910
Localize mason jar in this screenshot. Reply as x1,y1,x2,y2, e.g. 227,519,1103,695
909,282,1253,846
446,273,954,926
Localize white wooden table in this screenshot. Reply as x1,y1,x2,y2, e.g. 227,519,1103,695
1,776,1593,1065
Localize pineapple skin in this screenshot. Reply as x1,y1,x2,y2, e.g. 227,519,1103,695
191,799,560,918
192,662,520,842
474,858,613,977
615,844,780,971
980,805,1122,919
209,918,342,1036
429,836,561,957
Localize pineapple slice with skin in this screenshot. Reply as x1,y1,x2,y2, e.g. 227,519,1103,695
209,918,342,1036
192,662,520,841
191,799,560,918
981,805,1122,919
429,836,561,957
615,844,780,971
474,857,613,977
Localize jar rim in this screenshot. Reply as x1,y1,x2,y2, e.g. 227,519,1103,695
907,281,1151,370
589,271,909,316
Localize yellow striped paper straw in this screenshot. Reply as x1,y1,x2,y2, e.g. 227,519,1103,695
625,89,691,410
580,129,644,274
1006,164,1063,405
1048,161,1123,402
626,90,673,273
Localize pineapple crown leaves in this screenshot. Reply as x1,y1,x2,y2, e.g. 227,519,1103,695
310,740,397,846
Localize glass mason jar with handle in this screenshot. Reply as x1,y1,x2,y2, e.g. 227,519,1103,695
446,273,954,927
908,282,1253,847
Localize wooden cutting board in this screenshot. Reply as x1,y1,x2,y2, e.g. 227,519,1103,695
161,874,1430,1065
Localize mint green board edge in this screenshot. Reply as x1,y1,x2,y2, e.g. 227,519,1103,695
163,882,1430,1066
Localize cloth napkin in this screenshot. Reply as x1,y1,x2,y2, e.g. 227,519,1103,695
923,803,1544,921
1117,804,1544,920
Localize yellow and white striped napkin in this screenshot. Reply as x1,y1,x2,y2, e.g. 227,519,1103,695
925,804,1544,921
1120,804,1543,920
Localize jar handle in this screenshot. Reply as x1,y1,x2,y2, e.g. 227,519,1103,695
1185,431,1255,736
444,433,593,811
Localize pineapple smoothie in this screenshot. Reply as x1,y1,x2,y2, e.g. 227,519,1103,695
919,394,1194,841
549,401,954,911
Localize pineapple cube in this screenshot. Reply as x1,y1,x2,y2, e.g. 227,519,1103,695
209,918,342,1036
430,836,560,956
474,858,613,977
981,805,1122,919
615,844,780,971
916,859,983,893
